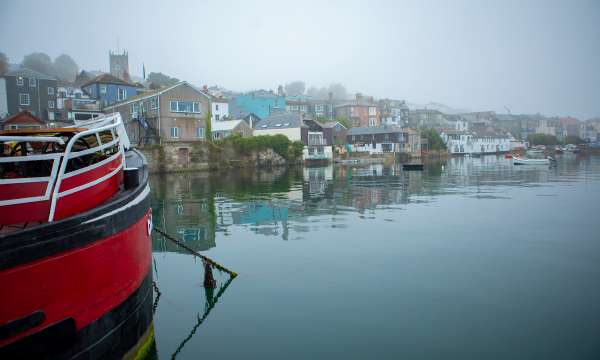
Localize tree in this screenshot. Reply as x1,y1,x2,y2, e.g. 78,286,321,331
205,111,213,142
53,54,78,82
328,83,348,100
421,128,447,151
284,81,305,96
22,52,53,76
147,72,180,87
306,83,349,100
564,135,585,144
528,133,559,145
0,52,8,76
335,116,352,129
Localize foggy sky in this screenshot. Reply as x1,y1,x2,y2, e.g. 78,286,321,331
1,0,599,119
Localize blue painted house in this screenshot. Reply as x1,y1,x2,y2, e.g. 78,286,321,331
81,73,141,108
231,90,285,120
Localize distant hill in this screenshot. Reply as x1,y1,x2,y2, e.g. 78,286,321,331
407,101,470,114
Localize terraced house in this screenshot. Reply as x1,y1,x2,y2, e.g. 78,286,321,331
0,67,57,122
103,82,210,145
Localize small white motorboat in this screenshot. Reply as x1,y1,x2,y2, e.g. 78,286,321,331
513,156,551,165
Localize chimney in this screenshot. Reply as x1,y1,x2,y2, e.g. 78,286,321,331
355,93,363,102
203,85,208,92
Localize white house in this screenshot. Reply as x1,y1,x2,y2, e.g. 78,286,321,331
441,120,511,155
210,96,229,122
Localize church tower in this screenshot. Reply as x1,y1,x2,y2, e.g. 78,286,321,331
109,50,129,81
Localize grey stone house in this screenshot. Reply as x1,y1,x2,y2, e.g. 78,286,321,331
0,67,58,122
103,81,211,146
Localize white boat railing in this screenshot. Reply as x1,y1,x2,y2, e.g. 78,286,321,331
0,113,126,222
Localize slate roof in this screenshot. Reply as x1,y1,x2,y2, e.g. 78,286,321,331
3,67,56,80
254,112,303,130
346,126,405,136
212,120,245,132
81,73,139,88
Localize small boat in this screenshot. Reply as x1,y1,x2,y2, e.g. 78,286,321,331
337,159,360,164
526,149,544,156
513,156,551,165
402,163,424,171
0,114,153,358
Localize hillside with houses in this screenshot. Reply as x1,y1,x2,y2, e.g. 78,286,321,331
1,50,599,169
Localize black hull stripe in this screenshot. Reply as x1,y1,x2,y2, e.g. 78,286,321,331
0,271,153,360
0,149,150,271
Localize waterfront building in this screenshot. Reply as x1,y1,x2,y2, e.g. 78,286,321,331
81,73,142,108
0,67,58,122
103,81,210,145
253,111,333,161
212,119,253,139
441,121,511,154
346,126,421,156
334,93,379,128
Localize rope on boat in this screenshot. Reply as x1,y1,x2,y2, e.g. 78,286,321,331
153,227,238,278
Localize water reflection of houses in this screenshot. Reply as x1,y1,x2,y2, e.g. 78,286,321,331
151,174,217,253
303,166,333,198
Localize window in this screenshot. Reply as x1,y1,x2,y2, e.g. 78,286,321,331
215,104,219,111
48,100,54,109
117,88,126,101
150,97,158,109
29,78,36,87
48,87,54,95
16,76,24,86
197,127,205,139
171,127,179,138
100,84,107,94
19,93,30,105
369,117,376,127
170,100,201,113
215,114,220,121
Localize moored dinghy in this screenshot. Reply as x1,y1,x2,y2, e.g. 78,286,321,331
513,156,551,165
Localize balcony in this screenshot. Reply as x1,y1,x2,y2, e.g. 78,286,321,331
67,98,101,111
308,138,328,146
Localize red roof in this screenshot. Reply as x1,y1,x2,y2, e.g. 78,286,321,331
2,110,45,126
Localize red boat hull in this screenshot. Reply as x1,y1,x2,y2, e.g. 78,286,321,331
0,149,153,359
0,209,152,348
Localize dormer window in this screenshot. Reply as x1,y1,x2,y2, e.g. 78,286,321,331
16,77,24,86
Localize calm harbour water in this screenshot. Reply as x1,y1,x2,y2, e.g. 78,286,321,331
149,154,600,359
